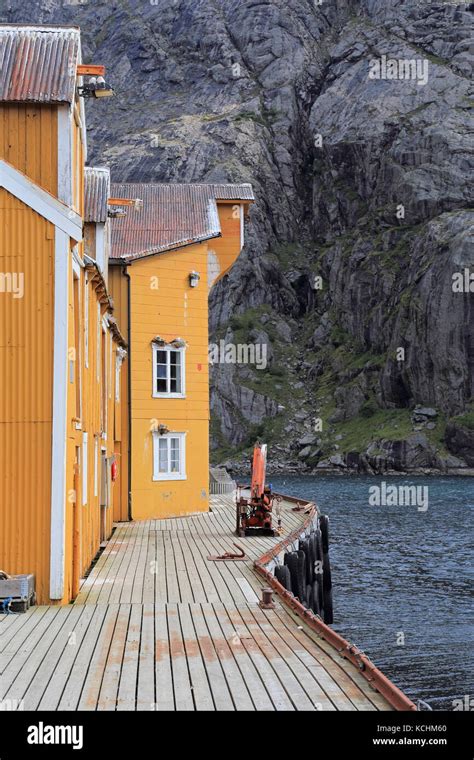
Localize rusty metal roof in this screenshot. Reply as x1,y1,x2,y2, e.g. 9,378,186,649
208,183,254,201
0,25,80,103
110,182,254,260
84,167,110,224
110,183,222,260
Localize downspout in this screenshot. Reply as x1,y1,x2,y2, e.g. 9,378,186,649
124,265,132,521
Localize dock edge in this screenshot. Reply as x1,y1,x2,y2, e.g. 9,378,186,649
254,492,417,712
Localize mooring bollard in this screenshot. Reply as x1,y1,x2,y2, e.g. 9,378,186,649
259,587,275,609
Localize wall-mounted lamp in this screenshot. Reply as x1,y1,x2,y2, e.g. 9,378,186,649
189,271,200,288
78,76,114,99
108,207,127,219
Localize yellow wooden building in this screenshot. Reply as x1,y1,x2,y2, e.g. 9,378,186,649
0,23,253,603
108,183,253,520
0,26,126,604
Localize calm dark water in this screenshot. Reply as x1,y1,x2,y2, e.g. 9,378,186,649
268,475,473,711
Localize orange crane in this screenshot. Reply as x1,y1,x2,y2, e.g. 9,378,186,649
236,443,279,536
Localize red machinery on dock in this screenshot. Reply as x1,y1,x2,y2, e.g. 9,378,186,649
236,443,280,537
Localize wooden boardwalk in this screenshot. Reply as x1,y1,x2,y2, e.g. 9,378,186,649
0,496,392,711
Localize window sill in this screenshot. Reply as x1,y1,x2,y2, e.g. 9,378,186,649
153,474,187,482
152,393,186,399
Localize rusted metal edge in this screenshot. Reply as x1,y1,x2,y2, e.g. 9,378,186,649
272,490,313,506
254,492,417,712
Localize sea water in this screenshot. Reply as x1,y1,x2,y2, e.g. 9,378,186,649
269,474,473,711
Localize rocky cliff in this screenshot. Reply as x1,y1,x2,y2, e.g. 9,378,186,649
8,0,474,473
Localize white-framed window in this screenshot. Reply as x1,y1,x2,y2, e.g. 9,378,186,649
152,345,185,398
153,432,186,481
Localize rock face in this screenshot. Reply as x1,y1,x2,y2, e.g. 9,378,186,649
8,0,473,470
445,421,474,467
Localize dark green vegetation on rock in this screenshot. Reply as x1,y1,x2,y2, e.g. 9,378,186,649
9,0,473,473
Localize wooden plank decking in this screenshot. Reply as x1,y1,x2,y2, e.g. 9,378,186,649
0,495,392,711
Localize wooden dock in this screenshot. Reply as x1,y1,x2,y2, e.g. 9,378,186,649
0,495,392,711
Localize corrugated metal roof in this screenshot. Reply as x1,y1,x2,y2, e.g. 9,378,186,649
0,25,80,103
110,183,222,260
208,183,254,201
84,167,110,223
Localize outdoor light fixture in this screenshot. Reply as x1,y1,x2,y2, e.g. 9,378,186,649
108,207,127,219
189,271,200,288
78,76,115,99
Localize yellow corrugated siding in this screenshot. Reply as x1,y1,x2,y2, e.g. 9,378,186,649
0,189,54,603
0,92,126,603
77,267,111,579
0,104,58,195
208,203,242,282
106,324,117,536
63,251,75,603
128,243,209,519
108,265,130,522
0,100,245,597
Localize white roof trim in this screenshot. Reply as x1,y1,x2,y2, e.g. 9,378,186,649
0,159,82,240
207,198,221,237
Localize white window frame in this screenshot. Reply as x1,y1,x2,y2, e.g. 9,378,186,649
153,432,186,481
152,345,186,398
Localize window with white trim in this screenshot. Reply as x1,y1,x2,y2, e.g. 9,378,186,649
152,345,185,397
153,432,186,481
